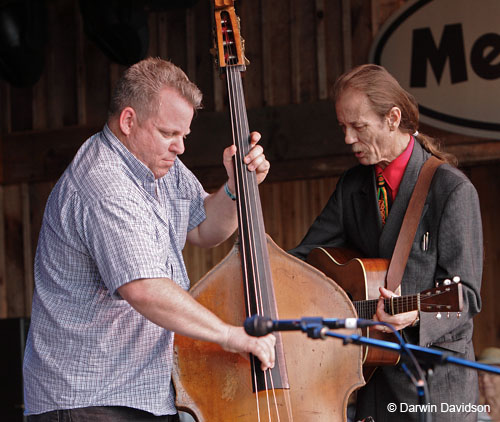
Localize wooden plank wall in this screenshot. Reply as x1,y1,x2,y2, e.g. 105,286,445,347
0,0,498,354
0,0,350,316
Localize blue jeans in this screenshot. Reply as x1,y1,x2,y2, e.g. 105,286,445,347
27,406,180,422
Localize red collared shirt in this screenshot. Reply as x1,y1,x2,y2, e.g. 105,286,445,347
375,136,415,202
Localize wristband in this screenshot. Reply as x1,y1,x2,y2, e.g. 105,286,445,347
224,182,236,201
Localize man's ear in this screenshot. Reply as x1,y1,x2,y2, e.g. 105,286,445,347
119,107,136,136
387,106,402,131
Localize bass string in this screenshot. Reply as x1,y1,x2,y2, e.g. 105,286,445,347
225,64,266,420
230,67,281,421
225,35,281,420
226,65,261,314
220,17,263,323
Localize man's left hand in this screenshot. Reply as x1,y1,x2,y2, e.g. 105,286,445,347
223,132,270,192
373,286,419,332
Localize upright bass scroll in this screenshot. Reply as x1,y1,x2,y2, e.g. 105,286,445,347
172,2,364,420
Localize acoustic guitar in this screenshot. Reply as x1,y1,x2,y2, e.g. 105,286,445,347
306,246,463,377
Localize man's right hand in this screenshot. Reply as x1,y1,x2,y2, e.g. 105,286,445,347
221,326,276,371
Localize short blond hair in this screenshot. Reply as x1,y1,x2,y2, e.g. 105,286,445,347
109,57,203,120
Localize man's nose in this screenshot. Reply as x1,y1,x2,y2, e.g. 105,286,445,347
344,127,356,145
171,136,185,155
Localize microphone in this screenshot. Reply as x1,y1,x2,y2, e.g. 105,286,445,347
244,315,376,337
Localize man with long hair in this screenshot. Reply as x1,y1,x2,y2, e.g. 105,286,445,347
290,64,482,422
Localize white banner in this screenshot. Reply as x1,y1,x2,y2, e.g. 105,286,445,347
369,0,500,139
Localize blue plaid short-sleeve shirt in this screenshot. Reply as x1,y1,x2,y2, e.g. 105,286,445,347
23,125,208,416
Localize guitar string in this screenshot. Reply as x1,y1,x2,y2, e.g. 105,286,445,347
354,290,453,318
354,290,451,309
355,296,441,316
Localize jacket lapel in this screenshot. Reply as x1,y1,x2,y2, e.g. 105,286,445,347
352,168,381,257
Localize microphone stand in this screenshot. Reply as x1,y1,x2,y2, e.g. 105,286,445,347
296,319,432,422
259,316,500,375
322,324,500,422
324,329,500,375
247,316,500,422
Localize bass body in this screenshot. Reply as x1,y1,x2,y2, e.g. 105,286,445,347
174,237,364,421
172,2,364,420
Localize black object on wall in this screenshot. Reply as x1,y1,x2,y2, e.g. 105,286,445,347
0,0,47,86
79,0,201,66
145,0,200,10
79,0,150,66
0,317,30,421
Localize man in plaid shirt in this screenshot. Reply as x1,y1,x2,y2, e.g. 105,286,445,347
23,57,275,421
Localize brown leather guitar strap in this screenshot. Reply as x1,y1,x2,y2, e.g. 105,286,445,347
385,156,443,292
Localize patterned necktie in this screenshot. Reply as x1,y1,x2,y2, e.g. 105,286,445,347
377,173,389,225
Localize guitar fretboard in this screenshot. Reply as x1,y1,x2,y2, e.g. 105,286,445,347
354,294,420,319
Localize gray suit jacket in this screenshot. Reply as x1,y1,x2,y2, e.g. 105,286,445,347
290,141,483,422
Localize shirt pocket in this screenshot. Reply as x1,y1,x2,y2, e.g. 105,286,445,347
168,198,191,250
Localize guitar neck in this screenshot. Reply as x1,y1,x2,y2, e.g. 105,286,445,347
353,294,420,320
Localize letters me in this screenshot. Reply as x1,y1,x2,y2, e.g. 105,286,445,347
410,23,500,87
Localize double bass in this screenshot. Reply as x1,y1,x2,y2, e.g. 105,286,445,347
173,2,364,420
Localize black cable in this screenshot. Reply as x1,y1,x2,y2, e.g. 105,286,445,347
375,321,432,422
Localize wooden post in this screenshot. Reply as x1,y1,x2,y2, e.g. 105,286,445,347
0,186,7,318
315,0,328,99
158,12,169,59
341,0,352,71
261,0,273,105
186,8,197,81
75,2,87,126
290,0,301,104
22,184,33,315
